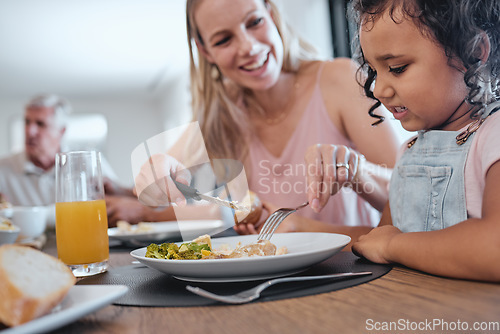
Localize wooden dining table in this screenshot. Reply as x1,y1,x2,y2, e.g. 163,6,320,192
39,230,499,334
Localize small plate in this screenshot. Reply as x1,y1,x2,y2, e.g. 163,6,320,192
108,220,225,244
130,233,351,282
0,285,128,334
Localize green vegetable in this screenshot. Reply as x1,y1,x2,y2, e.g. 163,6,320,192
145,241,211,260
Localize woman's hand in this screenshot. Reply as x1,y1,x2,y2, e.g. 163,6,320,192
352,225,401,264
134,153,192,207
234,200,269,235
305,144,364,213
233,219,259,235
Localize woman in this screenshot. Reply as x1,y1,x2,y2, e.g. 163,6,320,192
136,0,401,235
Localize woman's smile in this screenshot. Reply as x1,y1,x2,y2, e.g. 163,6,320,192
240,52,270,72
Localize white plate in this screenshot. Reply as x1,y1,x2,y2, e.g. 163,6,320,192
0,285,128,334
130,233,351,282
108,220,225,243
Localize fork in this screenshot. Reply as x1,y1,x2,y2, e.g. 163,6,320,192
257,201,309,240
186,271,372,304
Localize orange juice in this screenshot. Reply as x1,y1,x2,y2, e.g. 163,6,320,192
55,199,109,265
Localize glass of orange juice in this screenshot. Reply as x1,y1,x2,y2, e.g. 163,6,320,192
55,151,109,277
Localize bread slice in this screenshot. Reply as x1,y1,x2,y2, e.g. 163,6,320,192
0,245,76,327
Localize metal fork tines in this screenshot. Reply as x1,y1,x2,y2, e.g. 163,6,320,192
186,271,372,304
257,201,309,241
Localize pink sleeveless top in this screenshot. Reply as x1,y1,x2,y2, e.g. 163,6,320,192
248,64,380,227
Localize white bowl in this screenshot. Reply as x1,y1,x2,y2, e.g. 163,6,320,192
10,206,48,241
0,207,13,219
0,225,20,245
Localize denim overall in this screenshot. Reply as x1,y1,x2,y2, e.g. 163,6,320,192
389,102,500,232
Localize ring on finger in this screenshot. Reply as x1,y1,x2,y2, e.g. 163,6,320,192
335,163,350,170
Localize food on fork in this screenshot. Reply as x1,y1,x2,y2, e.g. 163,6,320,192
0,245,76,327
234,191,263,225
145,234,287,260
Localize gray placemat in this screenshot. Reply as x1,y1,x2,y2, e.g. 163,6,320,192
77,252,391,306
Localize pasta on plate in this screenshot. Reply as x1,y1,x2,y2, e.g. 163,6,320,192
145,234,287,260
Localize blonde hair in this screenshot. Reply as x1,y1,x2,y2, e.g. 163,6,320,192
186,0,318,160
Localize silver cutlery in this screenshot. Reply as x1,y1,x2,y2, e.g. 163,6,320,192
186,271,372,304
142,144,246,211
173,180,247,211
257,201,309,241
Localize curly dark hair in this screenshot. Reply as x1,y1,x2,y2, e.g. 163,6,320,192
348,0,500,125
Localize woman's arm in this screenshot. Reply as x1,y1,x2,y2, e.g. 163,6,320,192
321,58,401,167
353,161,500,282
134,122,211,207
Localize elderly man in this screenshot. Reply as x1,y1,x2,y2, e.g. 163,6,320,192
0,94,177,226
0,94,125,205
0,94,76,206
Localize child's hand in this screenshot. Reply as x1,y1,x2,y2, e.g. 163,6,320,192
352,225,402,264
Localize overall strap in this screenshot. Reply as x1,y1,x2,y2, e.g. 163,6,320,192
456,100,500,145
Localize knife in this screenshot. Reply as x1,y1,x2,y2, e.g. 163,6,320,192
173,180,247,211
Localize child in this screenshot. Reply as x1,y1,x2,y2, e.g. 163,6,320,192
347,0,500,281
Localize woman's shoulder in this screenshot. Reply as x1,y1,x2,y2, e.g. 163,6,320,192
300,56,356,69
299,58,356,75
308,58,360,90
296,59,360,96
322,57,358,75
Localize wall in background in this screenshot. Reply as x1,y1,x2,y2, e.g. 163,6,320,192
275,0,334,57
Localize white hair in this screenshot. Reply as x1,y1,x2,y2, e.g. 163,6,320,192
26,94,72,129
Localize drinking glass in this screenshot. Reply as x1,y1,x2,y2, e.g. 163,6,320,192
55,151,109,277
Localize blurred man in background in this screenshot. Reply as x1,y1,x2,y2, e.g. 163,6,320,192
0,94,165,226
0,94,75,206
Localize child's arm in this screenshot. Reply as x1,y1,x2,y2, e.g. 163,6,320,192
352,161,500,282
